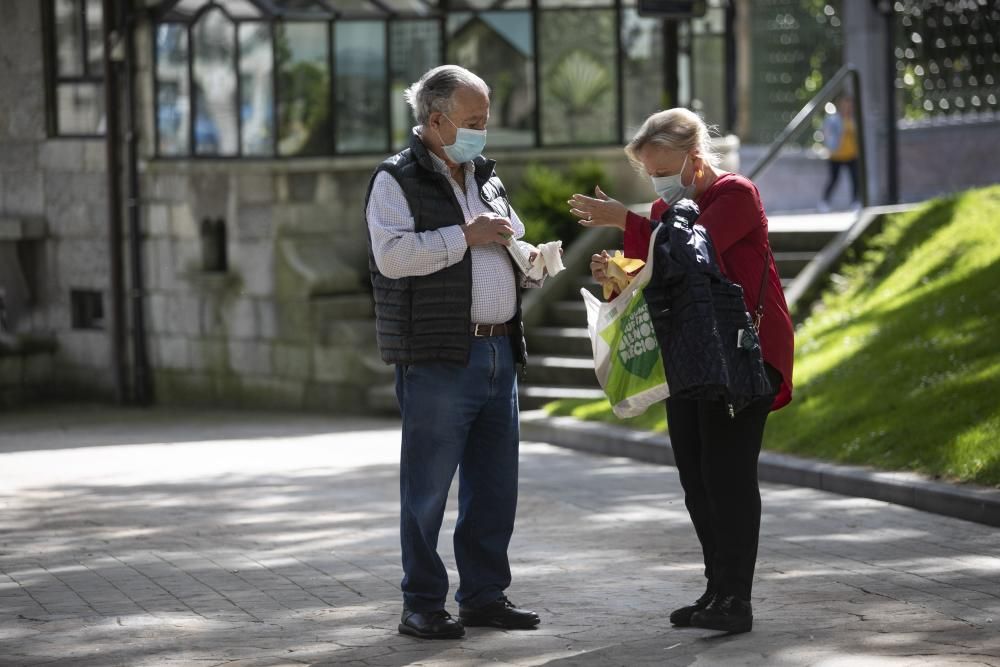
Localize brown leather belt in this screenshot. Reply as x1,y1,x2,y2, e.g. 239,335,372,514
470,322,513,337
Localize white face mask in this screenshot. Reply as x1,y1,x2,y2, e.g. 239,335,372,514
437,114,487,164
650,155,697,206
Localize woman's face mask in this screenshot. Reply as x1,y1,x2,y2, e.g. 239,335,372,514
650,154,697,206
437,114,487,164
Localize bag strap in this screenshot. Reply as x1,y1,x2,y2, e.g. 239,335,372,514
753,247,772,333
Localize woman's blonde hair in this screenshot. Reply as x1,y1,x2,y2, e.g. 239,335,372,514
624,108,720,170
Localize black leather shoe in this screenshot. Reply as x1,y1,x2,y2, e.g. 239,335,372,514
459,595,540,629
398,608,465,639
669,589,716,627
690,594,753,634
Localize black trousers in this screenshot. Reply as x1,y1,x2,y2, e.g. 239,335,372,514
823,159,859,203
665,366,780,601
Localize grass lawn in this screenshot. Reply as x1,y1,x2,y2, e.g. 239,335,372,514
544,185,1000,487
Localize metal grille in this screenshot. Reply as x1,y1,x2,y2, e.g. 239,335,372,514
747,0,845,144
895,0,1000,121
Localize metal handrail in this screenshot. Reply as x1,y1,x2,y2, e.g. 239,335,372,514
746,65,869,207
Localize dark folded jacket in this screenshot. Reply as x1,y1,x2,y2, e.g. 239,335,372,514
642,199,773,415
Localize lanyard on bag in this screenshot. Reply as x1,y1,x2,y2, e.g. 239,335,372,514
753,248,772,334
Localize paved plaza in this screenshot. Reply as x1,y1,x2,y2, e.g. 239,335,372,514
0,406,998,666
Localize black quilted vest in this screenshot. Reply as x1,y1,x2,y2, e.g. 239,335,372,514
364,133,527,366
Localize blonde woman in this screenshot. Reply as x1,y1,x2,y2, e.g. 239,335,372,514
569,108,794,634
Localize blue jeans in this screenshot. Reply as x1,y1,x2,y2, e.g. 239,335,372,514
395,336,520,612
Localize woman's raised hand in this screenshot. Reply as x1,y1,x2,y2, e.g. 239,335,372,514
569,185,628,230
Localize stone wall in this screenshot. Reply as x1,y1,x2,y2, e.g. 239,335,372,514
0,7,739,413
0,1,110,403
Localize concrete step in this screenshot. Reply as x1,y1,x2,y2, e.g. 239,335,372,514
768,228,839,253
773,250,817,280
526,326,592,356
548,300,588,327
525,355,598,387
519,385,607,410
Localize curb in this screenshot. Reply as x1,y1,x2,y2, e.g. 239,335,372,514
520,411,1000,528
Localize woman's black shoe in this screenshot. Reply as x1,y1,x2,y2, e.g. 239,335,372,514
398,608,465,639
690,594,753,634
459,595,540,629
669,590,716,627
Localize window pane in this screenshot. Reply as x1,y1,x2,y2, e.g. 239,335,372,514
375,0,438,15
85,0,103,75
54,0,83,77
691,34,726,128
56,83,105,134
156,24,191,155
449,0,527,8
239,23,274,156
621,8,664,137
538,9,617,145
193,9,238,155
447,12,535,148
278,23,331,156
156,0,266,20
334,21,386,153
389,20,441,149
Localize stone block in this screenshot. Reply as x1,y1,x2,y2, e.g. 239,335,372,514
142,240,160,291
38,142,84,172
156,336,190,370
255,299,277,339
312,345,361,384
174,239,201,274
314,173,342,204
188,338,228,372
0,141,36,172
146,292,168,332
56,330,109,368
231,241,274,297
274,300,311,343
147,204,170,238
227,340,272,376
1,169,43,215
225,297,257,339
149,173,190,201
272,343,310,380
55,238,109,287
170,204,198,239
23,352,54,385
164,293,201,337
303,381,368,413
235,204,273,240
83,142,107,172
153,239,177,291
238,173,275,204
234,375,304,410
0,356,23,386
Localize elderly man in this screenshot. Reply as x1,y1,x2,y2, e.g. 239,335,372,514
364,65,541,640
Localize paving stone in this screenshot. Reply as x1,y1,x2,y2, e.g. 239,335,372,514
0,407,997,666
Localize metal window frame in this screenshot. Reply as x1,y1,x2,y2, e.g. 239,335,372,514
44,0,107,138
148,0,697,159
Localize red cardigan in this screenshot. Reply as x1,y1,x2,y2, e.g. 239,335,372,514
623,173,794,410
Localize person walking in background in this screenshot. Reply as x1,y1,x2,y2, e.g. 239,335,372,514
364,65,541,640
568,108,794,634
819,94,860,212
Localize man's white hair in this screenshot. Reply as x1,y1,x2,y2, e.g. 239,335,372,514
404,65,490,126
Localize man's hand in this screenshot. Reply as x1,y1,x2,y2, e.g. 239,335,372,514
463,214,514,247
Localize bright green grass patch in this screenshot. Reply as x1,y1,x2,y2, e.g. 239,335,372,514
545,185,1000,487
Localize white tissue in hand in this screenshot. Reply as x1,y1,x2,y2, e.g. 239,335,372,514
527,240,565,280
